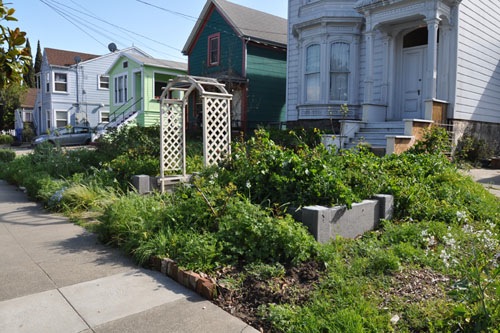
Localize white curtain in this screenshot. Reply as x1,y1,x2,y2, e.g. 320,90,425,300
330,42,350,101
305,44,320,102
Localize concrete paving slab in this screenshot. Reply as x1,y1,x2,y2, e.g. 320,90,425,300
60,269,190,327
94,297,258,333
0,180,260,332
0,289,89,333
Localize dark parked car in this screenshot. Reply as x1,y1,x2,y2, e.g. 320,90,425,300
32,126,93,146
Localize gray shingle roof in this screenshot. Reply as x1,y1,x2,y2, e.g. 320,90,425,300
183,0,287,53
215,0,287,45
127,54,188,71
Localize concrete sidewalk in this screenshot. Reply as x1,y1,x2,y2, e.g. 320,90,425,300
465,168,500,198
0,180,257,333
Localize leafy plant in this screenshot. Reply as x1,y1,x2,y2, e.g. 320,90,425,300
0,148,15,162
0,134,13,144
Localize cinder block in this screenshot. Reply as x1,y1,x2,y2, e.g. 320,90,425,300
130,175,151,194
330,200,379,240
373,194,394,220
300,195,394,243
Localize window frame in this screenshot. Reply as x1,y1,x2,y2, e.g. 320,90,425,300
329,42,350,102
114,74,128,105
208,33,221,66
304,43,321,103
55,109,69,128
98,75,109,90
53,72,68,93
99,110,110,123
45,73,50,93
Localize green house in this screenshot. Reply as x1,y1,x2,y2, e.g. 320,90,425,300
182,0,287,131
106,53,187,127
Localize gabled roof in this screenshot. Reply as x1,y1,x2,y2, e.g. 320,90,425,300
44,46,153,68
106,52,188,74
44,48,100,67
20,88,37,108
183,0,287,54
126,54,188,72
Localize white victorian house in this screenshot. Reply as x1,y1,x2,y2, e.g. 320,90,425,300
287,0,500,153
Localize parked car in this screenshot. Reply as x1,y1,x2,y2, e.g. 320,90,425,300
32,126,93,147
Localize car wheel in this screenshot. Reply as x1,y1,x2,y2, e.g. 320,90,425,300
85,138,91,145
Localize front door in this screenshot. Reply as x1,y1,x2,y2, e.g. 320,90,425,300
402,45,426,119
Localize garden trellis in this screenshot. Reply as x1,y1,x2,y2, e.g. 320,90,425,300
159,75,232,192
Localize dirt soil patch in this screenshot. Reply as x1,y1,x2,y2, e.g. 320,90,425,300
213,260,325,332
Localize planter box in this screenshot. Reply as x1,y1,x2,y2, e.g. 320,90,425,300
295,194,393,243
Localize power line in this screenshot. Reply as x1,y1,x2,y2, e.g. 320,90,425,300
38,0,186,60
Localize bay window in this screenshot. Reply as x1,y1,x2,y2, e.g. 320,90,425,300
305,44,320,102
330,42,350,101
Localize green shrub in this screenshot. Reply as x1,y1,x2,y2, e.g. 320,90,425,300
217,197,317,265
0,134,14,144
0,149,15,163
455,133,494,165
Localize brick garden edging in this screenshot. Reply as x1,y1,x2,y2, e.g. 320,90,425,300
148,256,217,300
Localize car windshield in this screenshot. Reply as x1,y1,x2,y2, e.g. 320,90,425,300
52,127,71,135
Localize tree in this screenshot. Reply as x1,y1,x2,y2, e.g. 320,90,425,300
23,38,35,87
34,40,42,74
0,3,30,88
0,83,26,130
0,1,31,130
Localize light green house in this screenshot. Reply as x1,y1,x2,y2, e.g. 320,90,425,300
106,53,187,127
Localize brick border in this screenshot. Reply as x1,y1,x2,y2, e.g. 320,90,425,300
148,256,217,300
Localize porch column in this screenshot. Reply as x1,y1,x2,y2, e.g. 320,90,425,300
363,30,374,104
424,17,440,119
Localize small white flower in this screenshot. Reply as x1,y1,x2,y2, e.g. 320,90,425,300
246,181,251,189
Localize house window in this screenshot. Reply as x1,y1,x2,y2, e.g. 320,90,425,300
123,61,128,68
114,74,128,104
46,110,51,129
100,110,110,123
329,42,350,101
23,111,33,122
154,73,168,99
54,72,68,92
45,73,50,92
55,110,69,127
208,33,220,66
305,44,320,102
99,75,109,89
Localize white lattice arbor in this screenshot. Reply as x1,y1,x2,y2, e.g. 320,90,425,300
159,75,232,192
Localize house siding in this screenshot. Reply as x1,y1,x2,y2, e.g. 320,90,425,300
286,0,302,122
455,0,500,123
108,55,187,128
188,9,244,77
246,43,287,127
34,48,148,134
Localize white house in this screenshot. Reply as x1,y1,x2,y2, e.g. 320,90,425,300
33,46,149,135
287,0,500,153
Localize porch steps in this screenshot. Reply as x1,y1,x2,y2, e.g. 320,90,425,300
345,121,405,152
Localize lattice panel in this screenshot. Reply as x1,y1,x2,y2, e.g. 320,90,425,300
203,96,231,166
161,102,184,174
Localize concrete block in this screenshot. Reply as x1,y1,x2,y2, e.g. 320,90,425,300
130,175,151,194
330,199,379,240
373,194,394,220
299,194,394,243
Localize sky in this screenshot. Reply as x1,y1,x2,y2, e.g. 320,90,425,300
8,0,288,62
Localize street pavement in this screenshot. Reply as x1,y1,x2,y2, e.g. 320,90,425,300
0,180,257,333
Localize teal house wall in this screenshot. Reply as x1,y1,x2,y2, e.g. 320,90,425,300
183,0,287,132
